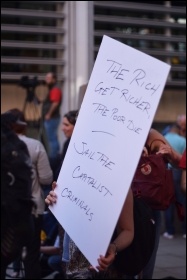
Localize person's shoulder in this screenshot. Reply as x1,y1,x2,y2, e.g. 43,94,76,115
19,135,37,143
149,128,158,134
178,135,186,142
29,137,46,150
51,84,62,92
19,135,45,149
168,133,186,143
149,128,162,138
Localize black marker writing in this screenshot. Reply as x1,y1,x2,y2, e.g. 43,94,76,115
92,131,115,137
107,60,130,80
95,82,109,96
130,69,160,95
72,166,112,197
74,142,95,160
95,82,120,96
93,103,109,116
97,152,115,170
61,188,93,221
74,142,115,170
111,108,126,124
93,94,150,118
94,81,152,118
145,84,160,95
120,89,129,99
127,120,142,134
130,69,146,86
119,92,151,117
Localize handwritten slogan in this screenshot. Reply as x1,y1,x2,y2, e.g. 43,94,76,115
49,36,171,268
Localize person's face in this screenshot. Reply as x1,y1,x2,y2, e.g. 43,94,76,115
62,117,74,138
180,123,186,138
45,73,54,86
179,120,186,138
177,116,186,138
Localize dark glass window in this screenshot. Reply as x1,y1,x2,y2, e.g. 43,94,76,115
94,2,186,85
1,33,57,43
1,48,57,58
1,1,57,11
1,16,57,27
1,63,58,74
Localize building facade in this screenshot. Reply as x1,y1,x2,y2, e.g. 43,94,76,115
1,1,186,132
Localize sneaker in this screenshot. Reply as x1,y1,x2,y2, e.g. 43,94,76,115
163,232,174,239
21,246,27,259
10,271,20,278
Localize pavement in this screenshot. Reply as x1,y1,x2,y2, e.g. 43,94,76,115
152,234,186,279
6,232,186,279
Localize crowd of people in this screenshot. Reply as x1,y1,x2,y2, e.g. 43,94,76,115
1,72,186,279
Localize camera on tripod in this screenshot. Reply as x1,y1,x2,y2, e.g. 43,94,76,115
19,76,40,103
19,76,44,128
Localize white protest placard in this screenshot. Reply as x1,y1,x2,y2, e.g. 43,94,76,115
49,35,171,268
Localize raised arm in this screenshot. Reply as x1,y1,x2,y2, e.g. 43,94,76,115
147,128,182,166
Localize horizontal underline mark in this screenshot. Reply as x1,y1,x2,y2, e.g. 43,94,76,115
92,130,116,137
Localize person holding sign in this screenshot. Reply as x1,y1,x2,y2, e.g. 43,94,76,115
45,184,134,279
140,128,182,279
45,127,182,279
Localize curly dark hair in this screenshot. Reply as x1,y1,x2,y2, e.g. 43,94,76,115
64,110,79,126
2,108,27,134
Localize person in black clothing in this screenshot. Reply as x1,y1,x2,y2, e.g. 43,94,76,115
1,112,34,279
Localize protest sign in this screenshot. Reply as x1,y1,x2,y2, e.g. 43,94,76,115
49,35,171,268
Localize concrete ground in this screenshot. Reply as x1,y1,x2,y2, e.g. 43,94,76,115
153,234,186,279
6,211,186,280
6,234,186,279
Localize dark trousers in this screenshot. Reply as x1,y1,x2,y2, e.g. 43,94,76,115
124,210,161,279
142,210,161,279
1,215,33,279
13,256,22,272
23,214,43,279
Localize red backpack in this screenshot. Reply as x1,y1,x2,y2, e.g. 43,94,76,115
131,139,184,220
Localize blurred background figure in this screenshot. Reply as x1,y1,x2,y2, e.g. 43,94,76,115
54,109,78,181
162,114,186,137
8,108,53,279
177,114,186,138
40,234,63,279
1,111,34,279
179,149,186,193
49,110,79,279
42,72,62,163
163,120,186,240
